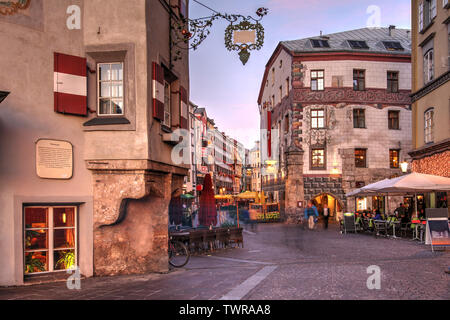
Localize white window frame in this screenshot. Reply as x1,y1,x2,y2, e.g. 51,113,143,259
163,80,171,127
424,108,434,144
311,70,324,91
24,206,78,275
97,62,124,116
430,0,437,18
423,49,434,83
311,109,325,129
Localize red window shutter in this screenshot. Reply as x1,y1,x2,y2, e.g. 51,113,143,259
54,52,87,116
152,62,165,121
180,85,188,129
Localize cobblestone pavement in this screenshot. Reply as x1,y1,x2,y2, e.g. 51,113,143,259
1,223,449,300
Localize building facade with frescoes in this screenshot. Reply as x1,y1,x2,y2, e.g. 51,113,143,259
258,27,413,221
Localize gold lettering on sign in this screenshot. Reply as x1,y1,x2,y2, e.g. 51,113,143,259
36,139,73,179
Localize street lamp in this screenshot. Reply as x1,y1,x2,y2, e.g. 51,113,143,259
400,161,409,174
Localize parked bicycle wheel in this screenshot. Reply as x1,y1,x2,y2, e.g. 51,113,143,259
168,240,190,268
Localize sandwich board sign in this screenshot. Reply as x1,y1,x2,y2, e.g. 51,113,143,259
343,213,356,234
425,208,450,252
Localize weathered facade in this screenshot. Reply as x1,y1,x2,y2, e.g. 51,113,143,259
258,28,413,222
0,0,190,286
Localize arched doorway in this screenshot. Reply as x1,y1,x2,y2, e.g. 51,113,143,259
312,193,345,222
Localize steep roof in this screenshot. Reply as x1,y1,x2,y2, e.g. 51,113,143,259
281,27,411,55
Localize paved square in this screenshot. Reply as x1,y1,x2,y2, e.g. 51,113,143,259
1,223,448,300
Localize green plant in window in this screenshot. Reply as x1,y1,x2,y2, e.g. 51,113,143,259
55,251,75,270
25,254,45,274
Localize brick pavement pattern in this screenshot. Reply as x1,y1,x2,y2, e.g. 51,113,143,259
0,223,448,300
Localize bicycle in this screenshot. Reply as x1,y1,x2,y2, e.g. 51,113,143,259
168,236,190,268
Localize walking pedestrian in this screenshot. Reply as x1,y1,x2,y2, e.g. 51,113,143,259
323,203,330,230
305,201,319,230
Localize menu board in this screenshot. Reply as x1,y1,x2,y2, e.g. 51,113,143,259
36,139,73,179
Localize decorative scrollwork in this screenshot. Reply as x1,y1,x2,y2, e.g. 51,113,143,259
0,0,30,16
171,7,268,65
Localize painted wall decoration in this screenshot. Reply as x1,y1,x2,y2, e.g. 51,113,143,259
412,151,450,178
0,0,30,15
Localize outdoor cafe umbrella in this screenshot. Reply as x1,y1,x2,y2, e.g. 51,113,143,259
362,172,450,193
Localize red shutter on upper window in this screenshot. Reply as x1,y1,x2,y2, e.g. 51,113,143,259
152,62,165,121
180,85,188,130
54,52,87,116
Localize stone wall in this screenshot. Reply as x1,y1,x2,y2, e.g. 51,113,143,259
412,151,450,178
303,176,345,207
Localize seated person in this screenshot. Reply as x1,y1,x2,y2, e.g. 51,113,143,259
373,209,383,221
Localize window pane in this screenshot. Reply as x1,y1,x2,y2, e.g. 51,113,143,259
25,230,48,250
54,250,76,271
312,119,318,128
318,71,323,77
318,79,324,90
25,208,48,229
311,111,317,117
54,229,75,249
99,64,110,81
311,80,317,90
99,99,111,115
25,251,48,274
54,208,75,228
110,63,123,81
100,82,111,98
311,71,317,78
318,118,324,128
111,83,123,98
111,100,124,114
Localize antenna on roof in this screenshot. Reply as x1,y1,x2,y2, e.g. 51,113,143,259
320,30,323,37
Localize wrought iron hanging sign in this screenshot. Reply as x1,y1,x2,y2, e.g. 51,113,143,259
172,7,268,65
0,0,30,16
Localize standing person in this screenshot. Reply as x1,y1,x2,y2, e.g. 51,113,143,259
305,201,319,230
323,203,330,230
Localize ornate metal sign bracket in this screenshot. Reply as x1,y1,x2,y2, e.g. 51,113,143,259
171,7,268,65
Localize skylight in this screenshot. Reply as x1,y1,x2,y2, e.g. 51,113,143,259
382,41,404,51
311,39,330,48
348,40,369,49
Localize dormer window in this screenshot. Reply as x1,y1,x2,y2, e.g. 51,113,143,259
348,40,369,49
383,41,404,51
311,39,330,48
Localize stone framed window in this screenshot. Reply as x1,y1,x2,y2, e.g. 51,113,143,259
311,147,326,170
355,149,367,168
424,108,434,144
388,110,400,130
353,109,366,128
311,70,324,91
311,109,325,129
353,69,365,91
387,71,399,93
84,43,136,130
389,149,400,168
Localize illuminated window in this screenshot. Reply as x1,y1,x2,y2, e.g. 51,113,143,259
311,148,326,169
24,207,77,275
355,149,367,168
390,149,400,168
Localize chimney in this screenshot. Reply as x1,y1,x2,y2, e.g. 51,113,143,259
389,25,396,37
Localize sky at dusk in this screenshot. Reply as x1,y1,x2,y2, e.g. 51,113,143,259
189,0,412,149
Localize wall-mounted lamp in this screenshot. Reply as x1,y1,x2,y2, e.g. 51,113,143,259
400,161,409,173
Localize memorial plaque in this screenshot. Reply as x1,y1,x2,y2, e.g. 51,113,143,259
36,139,73,179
